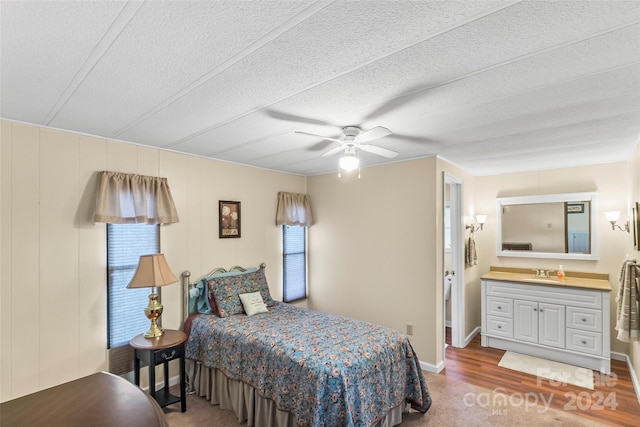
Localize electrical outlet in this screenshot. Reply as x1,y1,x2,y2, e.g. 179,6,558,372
406,323,414,335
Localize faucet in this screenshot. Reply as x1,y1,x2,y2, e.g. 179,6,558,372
531,269,554,278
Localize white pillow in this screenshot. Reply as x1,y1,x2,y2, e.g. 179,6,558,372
238,291,268,316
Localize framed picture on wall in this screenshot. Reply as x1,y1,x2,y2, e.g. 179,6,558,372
566,203,584,214
219,201,241,238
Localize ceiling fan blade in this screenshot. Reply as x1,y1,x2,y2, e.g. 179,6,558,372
359,144,398,158
265,109,334,126
295,131,344,143
363,85,428,121
356,126,391,143
321,145,346,157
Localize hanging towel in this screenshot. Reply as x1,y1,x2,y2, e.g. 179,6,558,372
465,233,477,267
615,259,640,342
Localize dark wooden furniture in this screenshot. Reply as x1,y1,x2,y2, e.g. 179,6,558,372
130,329,187,412
0,371,167,426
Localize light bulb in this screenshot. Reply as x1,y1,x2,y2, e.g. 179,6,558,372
339,154,359,172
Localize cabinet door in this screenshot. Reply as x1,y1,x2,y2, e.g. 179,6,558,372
514,300,538,343
538,303,565,348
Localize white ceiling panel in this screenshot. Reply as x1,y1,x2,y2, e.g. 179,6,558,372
1,0,639,176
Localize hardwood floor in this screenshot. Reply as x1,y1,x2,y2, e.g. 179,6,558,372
441,328,640,426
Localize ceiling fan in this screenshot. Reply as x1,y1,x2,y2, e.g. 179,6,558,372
295,125,398,172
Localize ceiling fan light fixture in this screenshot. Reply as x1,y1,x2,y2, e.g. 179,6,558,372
339,152,359,172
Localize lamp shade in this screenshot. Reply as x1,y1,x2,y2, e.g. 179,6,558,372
475,214,487,225
127,254,178,289
604,211,620,222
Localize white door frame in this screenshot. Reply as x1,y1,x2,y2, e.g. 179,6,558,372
444,173,465,350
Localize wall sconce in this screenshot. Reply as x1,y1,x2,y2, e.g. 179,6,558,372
466,214,487,232
604,211,629,233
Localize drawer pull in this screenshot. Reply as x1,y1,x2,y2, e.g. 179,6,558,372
533,308,537,312
582,318,587,322
162,350,176,360
497,325,502,329
539,309,544,312
497,306,502,310
581,340,587,345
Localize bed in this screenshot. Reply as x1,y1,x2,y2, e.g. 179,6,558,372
182,263,431,427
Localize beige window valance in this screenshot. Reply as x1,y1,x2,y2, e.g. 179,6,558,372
275,191,313,227
93,171,179,224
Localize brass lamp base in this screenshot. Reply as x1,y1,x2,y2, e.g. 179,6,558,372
144,292,164,338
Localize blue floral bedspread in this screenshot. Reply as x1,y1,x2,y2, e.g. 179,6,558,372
185,302,431,427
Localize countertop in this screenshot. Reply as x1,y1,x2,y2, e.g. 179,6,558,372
481,267,612,292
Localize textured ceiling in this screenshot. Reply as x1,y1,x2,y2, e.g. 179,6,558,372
2,0,639,176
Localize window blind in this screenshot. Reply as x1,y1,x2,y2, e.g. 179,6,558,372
283,225,306,302
107,223,160,348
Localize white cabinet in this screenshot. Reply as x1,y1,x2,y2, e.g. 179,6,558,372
512,300,565,347
481,279,610,374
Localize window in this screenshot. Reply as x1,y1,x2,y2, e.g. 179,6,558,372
107,223,159,348
283,225,306,302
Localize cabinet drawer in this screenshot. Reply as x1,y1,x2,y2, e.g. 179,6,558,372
487,296,513,318
486,315,513,338
566,307,602,332
154,346,182,363
566,328,602,356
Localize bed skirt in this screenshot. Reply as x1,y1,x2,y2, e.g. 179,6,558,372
186,359,404,427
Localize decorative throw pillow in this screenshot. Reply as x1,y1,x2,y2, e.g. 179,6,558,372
208,267,274,317
238,291,268,316
205,267,258,316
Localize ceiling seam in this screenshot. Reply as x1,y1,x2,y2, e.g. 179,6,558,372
111,0,335,138
462,136,637,163
43,0,144,125
434,91,640,137
169,17,639,151
163,0,523,149
441,110,640,150
396,60,640,130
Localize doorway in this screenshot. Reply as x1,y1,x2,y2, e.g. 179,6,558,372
443,173,465,361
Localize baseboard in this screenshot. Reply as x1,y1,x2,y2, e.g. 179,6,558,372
133,374,181,392
445,320,452,328
420,359,445,374
611,351,640,406
464,326,481,348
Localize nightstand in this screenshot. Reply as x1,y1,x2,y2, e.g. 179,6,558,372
130,329,187,412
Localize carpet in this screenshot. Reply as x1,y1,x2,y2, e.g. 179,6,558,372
498,351,594,390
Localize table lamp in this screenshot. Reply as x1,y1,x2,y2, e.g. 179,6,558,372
127,253,178,338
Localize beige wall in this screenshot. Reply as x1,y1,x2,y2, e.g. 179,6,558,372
475,162,632,355
307,157,440,365
0,120,306,402
627,143,640,388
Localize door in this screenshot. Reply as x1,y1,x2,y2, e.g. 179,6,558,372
514,300,538,343
538,303,565,348
443,173,464,350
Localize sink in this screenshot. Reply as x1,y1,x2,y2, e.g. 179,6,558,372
522,277,562,284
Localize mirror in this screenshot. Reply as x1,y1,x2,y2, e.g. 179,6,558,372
496,192,598,260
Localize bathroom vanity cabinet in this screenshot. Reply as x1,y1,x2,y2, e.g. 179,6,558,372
481,269,612,374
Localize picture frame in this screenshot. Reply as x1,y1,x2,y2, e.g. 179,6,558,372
566,203,584,214
219,201,241,238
